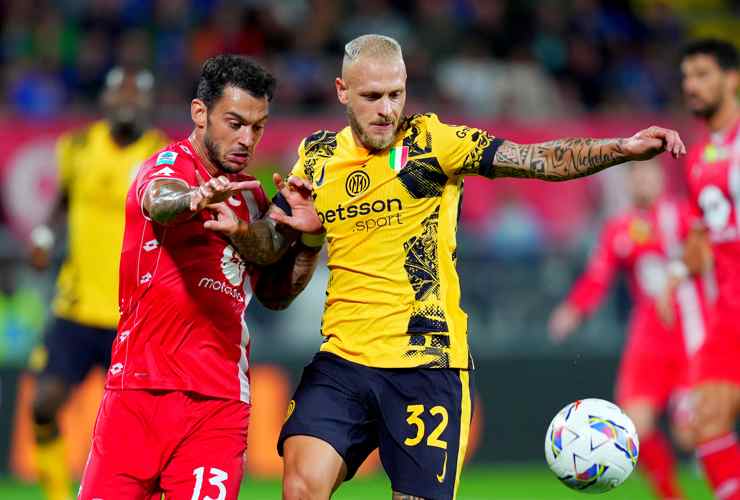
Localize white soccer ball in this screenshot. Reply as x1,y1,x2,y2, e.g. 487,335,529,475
544,398,640,494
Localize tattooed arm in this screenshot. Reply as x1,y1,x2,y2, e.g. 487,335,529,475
491,126,686,181
254,238,323,310
144,173,260,225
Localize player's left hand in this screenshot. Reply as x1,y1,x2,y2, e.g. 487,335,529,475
269,173,323,234
623,126,687,160
203,202,243,237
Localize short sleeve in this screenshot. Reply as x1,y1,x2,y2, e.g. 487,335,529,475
135,149,195,204
289,139,308,180
426,114,504,179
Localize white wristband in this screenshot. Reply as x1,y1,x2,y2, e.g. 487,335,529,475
300,232,326,249
30,225,54,250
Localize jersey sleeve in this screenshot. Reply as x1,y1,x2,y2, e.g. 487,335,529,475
566,221,621,315
684,148,706,229
288,139,308,181
135,149,196,205
426,114,504,180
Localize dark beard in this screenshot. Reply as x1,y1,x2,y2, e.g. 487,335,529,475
204,129,240,174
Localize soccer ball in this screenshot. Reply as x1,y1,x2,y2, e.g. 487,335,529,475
544,398,640,494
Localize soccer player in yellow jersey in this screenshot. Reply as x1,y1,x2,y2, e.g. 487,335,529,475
28,67,168,500
275,34,687,500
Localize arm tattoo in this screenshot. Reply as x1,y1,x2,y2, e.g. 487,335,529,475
145,180,194,225
254,243,321,310
228,218,294,267
492,138,628,181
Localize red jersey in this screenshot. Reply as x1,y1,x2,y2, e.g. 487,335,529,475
685,118,740,313
106,139,269,403
566,198,711,354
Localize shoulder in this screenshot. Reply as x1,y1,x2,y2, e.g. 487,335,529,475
57,122,99,152
140,140,196,179
301,130,339,156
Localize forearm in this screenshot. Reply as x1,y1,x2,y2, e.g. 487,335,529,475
229,218,294,266
493,138,628,181
254,243,321,310
145,182,195,225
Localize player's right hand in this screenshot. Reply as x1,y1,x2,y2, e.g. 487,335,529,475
269,173,323,234
190,170,261,212
548,303,582,343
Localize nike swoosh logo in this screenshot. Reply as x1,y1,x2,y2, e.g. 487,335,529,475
315,161,327,187
436,451,448,483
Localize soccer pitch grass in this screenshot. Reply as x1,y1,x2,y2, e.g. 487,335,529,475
0,465,713,499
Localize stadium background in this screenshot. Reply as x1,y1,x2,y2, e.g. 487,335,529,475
0,0,737,498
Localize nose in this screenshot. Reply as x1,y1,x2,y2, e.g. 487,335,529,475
378,97,392,118
237,126,256,148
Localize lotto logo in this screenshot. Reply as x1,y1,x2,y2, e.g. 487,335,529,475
119,330,130,342
109,363,123,375
143,239,159,252
152,166,175,176
140,273,152,284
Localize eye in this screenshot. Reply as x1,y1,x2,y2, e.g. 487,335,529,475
229,121,241,130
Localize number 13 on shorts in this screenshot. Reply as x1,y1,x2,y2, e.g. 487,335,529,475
191,466,228,500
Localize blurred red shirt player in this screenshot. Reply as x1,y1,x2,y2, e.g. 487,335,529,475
78,55,323,500
680,39,740,500
549,160,712,500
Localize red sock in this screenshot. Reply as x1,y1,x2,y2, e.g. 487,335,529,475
697,433,740,500
639,431,683,499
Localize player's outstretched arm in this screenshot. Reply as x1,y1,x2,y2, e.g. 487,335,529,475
144,173,261,226
492,126,686,181
205,174,323,267
253,238,322,310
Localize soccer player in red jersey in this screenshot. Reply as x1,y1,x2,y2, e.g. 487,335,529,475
680,39,740,500
78,55,323,500
549,160,712,500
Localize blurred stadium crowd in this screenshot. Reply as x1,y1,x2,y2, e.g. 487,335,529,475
0,0,738,367
3,0,739,121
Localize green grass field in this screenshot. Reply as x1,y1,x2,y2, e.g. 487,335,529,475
0,465,714,499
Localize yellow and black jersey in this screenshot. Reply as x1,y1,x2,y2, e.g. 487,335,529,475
53,120,168,329
290,113,503,369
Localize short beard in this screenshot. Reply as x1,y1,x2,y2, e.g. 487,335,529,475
347,106,396,151
204,123,240,174
690,96,722,120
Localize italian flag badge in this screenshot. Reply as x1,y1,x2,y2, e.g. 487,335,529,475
389,146,409,174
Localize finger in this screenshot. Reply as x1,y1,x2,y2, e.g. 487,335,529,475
206,202,228,215
229,180,261,192
273,173,285,191
216,176,230,188
203,220,227,232
269,210,292,226
195,170,205,186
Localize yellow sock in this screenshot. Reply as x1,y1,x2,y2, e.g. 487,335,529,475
36,435,72,500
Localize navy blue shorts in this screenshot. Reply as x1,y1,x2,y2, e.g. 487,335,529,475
278,352,474,499
34,317,117,385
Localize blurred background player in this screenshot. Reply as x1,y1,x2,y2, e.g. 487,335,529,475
27,67,168,500
548,160,712,500
78,54,323,500
277,34,686,500
680,39,740,500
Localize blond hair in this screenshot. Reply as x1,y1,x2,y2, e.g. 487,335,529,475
342,34,403,73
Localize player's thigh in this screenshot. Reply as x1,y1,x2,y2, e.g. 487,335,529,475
376,368,473,500
620,398,659,438
279,353,377,485
79,390,159,499
160,398,249,500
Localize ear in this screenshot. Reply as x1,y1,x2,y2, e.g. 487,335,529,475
336,77,349,105
726,69,739,96
191,99,207,129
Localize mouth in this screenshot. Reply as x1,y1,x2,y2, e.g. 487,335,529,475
226,151,250,165
369,122,394,133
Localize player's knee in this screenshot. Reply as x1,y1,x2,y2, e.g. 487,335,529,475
31,380,67,426
622,402,656,438
282,466,332,500
694,411,734,443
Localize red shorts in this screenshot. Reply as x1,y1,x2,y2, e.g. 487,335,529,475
692,310,740,386
79,389,250,500
615,309,688,410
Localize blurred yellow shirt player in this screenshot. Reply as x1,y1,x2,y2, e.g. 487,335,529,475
28,67,167,500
